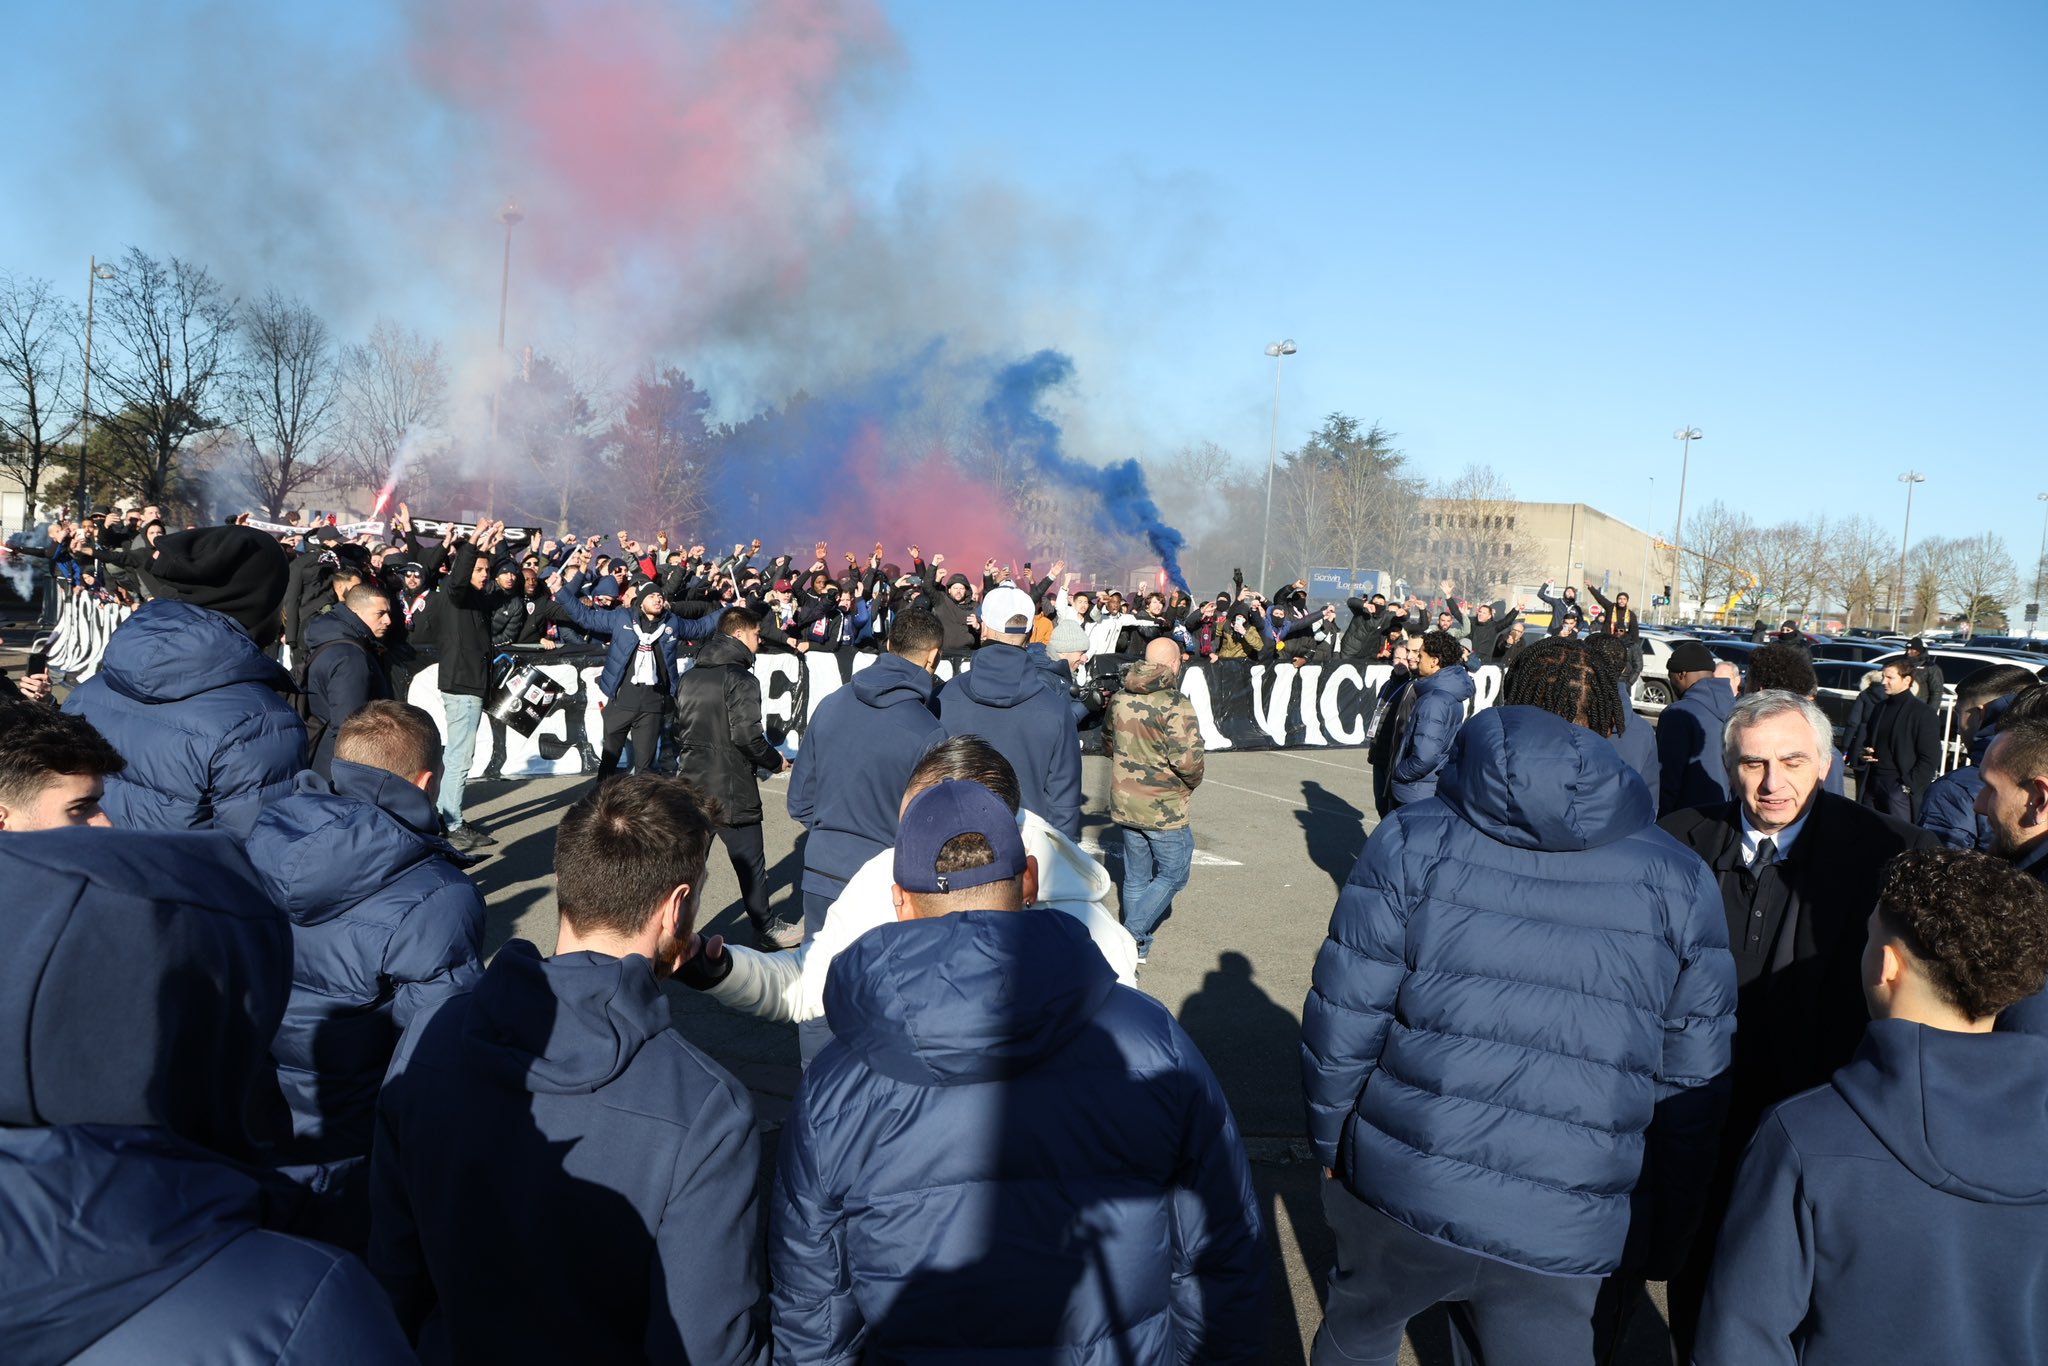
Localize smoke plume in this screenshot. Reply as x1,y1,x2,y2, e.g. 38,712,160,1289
82,0,1192,569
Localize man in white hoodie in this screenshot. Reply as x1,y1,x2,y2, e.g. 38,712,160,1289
681,735,1136,1063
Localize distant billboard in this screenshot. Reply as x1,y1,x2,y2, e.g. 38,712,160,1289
1307,566,1385,600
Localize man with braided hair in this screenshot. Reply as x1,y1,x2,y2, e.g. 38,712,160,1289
1697,849,2048,1366
1580,633,1659,797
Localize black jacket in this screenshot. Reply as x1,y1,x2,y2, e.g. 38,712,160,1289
673,633,781,824
1867,688,1941,793
430,542,494,699
1658,794,1936,1141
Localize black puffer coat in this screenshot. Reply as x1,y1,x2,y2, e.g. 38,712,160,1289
672,632,782,824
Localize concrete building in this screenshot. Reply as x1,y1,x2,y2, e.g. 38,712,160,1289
1409,499,1662,620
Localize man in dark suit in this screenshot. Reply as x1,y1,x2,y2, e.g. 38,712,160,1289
1657,689,1937,1354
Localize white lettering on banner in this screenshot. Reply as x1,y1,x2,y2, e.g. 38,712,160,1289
1247,664,1297,745
1178,666,1229,752
755,653,801,737
405,660,609,779
1320,664,1369,745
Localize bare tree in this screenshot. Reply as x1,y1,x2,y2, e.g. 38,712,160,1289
334,320,447,493
89,248,238,507
1939,532,2016,633
1681,501,1757,622
234,290,337,517
1905,537,1958,633
0,274,81,513
1749,519,1830,622
1819,515,1892,628
1428,464,1547,596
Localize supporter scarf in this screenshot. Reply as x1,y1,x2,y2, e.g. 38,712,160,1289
630,618,665,686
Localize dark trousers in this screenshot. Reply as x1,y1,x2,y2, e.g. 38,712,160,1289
1313,1179,1599,1366
599,695,667,776
716,822,775,936
1861,773,1917,824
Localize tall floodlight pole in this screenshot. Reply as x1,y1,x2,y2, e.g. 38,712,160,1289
487,201,524,518
1670,427,1701,622
1639,476,1655,623
2034,492,2048,639
78,258,118,516
1893,471,1926,633
1257,339,1297,592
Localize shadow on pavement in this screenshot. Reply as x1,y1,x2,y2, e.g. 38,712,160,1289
1295,780,1366,889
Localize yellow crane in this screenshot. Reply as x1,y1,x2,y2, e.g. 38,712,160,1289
1653,539,1762,625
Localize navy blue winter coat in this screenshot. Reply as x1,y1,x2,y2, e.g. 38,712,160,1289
302,602,391,774
1301,705,1738,1276
1657,674,1736,815
773,908,1264,1363
64,598,306,837
1698,1020,2048,1366
372,942,767,1366
1387,662,1475,807
938,643,1084,837
553,574,722,698
786,653,943,897
0,828,410,1364
1609,681,1660,797
1919,702,2009,850
246,759,485,1165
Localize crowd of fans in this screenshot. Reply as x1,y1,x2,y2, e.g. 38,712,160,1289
2,502,2047,1365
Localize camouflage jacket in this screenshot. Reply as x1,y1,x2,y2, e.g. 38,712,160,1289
1105,661,1205,829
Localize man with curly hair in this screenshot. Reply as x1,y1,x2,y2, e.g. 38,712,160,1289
1976,714,2048,1034
1696,848,2048,1366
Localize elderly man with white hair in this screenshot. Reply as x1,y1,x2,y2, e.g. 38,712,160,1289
1654,689,1937,1357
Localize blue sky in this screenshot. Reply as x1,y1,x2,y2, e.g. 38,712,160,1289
7,1,2045,580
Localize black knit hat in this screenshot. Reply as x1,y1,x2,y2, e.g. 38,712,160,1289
139,526,290,640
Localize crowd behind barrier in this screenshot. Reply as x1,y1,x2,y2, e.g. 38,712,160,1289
29,574,1970,782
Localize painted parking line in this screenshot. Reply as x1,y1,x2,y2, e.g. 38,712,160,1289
1078,838,1244,868
1254,749,1371,771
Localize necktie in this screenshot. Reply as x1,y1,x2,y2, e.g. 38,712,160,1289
1753,837,1778,870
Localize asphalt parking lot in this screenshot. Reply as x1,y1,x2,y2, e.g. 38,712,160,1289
467,745,1678,1365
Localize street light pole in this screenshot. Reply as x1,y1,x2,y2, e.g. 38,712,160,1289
1670,427,1701,623
77,257,117,518
486,201,524,518
2033,491,2048,638
1257,339,1296,592
1893,471,1926,634
1639,476,1654,623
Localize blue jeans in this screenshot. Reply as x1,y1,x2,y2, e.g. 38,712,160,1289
1119,824,1194,954
438,692,485,829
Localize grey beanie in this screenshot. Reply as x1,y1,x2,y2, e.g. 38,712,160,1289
1048,617,1089,655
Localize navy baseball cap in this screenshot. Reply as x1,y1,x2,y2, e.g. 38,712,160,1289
892,781,1027,895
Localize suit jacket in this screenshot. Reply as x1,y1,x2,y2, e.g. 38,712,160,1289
1659,793,1936,1140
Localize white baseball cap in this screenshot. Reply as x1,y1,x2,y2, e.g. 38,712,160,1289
979,584,1037,635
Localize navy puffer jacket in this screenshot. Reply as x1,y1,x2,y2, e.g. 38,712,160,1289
1656,674,1736,816
786,652,944,896
245,759,486,1165
0,828,410,1364
64,598,306,837
773,909,1265,1363
1302,706,1737,1276
1387,662,1476,807
938,645,1083,836
552,573,723,698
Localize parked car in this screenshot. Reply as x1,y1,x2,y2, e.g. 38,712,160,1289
1961,635,2048,655
1632,631,1700,711
1811,659,1881,747
1810,639,1896,662
1868,648,2048,701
